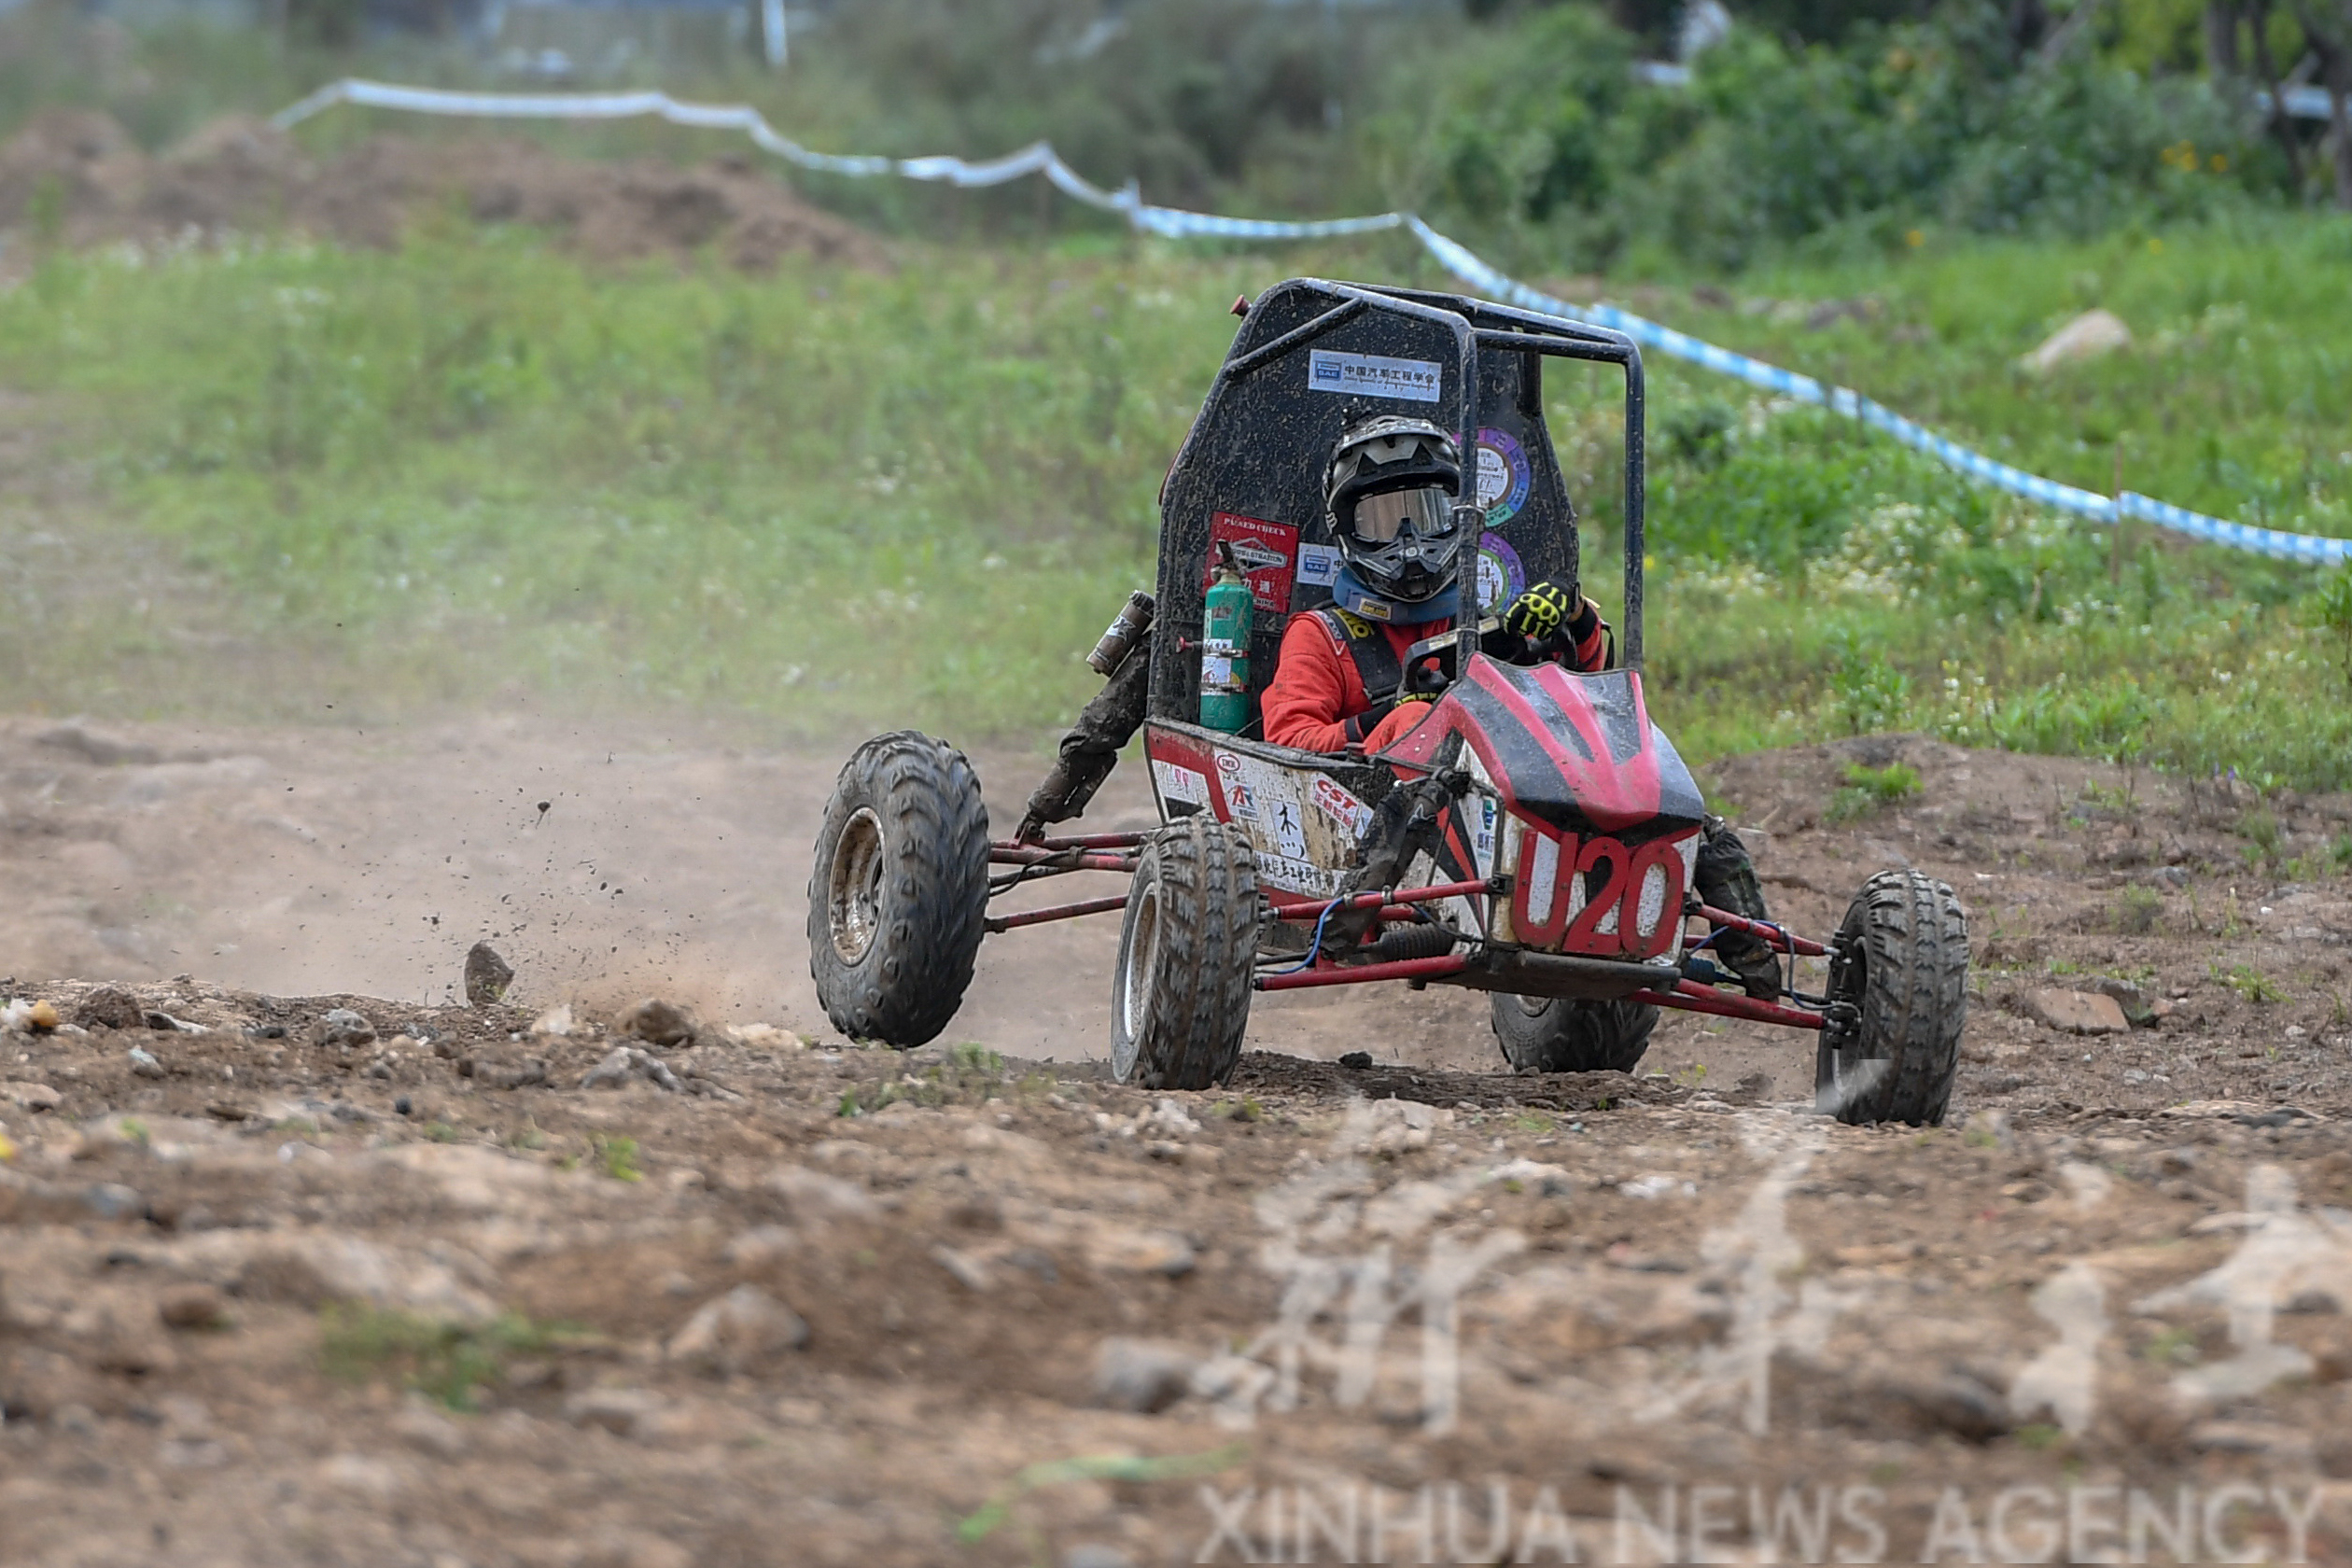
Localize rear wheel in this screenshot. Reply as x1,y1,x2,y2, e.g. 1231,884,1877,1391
1816,869,1968,1126
1491,994,1658,1073
807,732,989,1048
1110,818,1259,1090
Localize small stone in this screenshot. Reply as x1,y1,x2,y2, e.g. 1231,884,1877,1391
1092,1337,1200,1414
931,1244,992,1292
530,1003,573,1038
564,1387,666,1437
762,1165,878,1222
390,1400,470,1459
2188,1421,2315,1461
10,1083,62,1111
720,1225,798,1267
1337,1051,1373,1070
315,1008,377,1048
472,1056,548,1090
1082,1225,1197,1278
2023,989,2130,1036
317,1452,406,1501
76,985,144,1031
580,1046,682,1092
1853,1369,2013,1442
83,1183,143,1220
464,942,514,1006
617,998,696,1048
2091,977,2157,1028
2143,865,2190,890
579,1533,693,1568
665,1283,808,1376
1353,1098,1453,1155
157,1283,228,1331
128,1046,165,1079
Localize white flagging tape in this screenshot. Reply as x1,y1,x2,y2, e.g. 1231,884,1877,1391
274,78,2350,567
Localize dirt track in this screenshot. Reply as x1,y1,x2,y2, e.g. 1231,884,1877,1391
5,714,2352,1565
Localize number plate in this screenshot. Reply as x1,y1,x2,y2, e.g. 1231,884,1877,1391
1510,829,1694,959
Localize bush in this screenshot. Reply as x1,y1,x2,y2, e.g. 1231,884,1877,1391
1381,0,2267,273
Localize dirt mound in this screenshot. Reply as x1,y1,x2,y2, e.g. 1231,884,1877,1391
0,109,886,272
0,106,149,231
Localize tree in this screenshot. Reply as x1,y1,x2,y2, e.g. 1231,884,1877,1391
2292,0,2352,206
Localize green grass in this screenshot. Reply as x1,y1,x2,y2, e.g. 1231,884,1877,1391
591,1134,643,1183
1826,761,1924,822
2210,960,2284,1004
2,217,2348,787
319,1306,580,1410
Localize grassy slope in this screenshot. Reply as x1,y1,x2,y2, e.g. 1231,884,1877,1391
1,219,2347,792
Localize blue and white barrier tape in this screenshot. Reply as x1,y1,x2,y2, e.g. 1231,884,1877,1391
273,78,2352,568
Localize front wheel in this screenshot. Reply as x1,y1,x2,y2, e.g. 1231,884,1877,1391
1491,994,1658,1073
1109,817,1260,1090
1817,868,1968,1126
807,732,989,1048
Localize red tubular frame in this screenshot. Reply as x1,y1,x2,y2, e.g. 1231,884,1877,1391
1017,832,1151,850
1256,955,1473,991
1631,979,1827,1029
988,845,1140,874
1694,904,1827,958
987,894,1128,932
971,845,1832,1031
1273,877,1497,921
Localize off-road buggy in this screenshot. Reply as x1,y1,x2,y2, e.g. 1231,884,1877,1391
809,280,1968,1125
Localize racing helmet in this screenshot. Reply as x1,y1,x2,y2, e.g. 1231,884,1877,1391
1323,416,1464,608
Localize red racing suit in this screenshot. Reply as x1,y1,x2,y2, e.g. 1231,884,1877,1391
1263,601,1608,754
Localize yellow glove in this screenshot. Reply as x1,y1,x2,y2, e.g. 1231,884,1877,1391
1503,579,1580,642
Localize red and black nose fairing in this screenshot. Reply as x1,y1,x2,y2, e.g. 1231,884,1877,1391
1381,658,1705,844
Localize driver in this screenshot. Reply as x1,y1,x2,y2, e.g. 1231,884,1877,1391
1261,415,1784,1001
1262,415,1606,755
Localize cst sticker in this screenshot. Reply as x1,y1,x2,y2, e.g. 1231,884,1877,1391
1309,775,1373,837
1294,542,1341,589
1152,759,1211,807
1474,427,1532,525
1308,350,1441,404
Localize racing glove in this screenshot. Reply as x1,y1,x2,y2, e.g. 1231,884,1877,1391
1503,579,1589,643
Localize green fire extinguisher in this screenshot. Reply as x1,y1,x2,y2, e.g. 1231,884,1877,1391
1200,541,1253,733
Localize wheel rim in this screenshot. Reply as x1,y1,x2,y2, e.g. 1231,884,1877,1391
1113,874,1163,1080
1820,942,1874,1108
828,806,889,964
